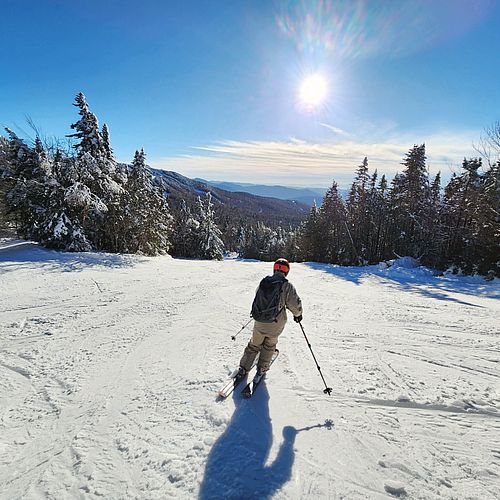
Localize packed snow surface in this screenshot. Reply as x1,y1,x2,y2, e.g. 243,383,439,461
0,244,499,499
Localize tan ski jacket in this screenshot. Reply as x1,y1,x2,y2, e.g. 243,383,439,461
253,271,303,337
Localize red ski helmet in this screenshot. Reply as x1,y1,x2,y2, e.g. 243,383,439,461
273,258,290,275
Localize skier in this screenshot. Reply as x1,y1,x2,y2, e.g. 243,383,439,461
238,258,303,378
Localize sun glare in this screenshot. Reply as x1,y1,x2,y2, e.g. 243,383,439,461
299,74,328,108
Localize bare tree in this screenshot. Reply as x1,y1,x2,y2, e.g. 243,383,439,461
474,121,500,167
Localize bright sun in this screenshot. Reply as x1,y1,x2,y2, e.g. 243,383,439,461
299,74,328,108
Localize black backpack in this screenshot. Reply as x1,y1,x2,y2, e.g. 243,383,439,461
251,274,287,323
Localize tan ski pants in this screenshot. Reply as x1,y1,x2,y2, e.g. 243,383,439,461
239,330,278,373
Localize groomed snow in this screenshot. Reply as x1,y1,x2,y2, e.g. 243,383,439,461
0,245,499,499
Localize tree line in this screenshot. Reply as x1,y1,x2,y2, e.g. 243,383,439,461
297,141,499,277
0,93,498,276
0,93,224,260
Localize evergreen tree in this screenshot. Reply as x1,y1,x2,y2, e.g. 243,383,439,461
67,93,122,249
196,192,224,260
424,171,444,267
281,226,300,262
68,93,120,195
42,208,93,252
316,181,352,264
367,172,390,263
1,130,91,250
171,199,200,258
480,160,500,275
0,135,16,236
4,130,52,240
388,144,430,258
441,158,498,275
346,157,371,263
49,154,94,251
123,149,172,255
236,225,247,256
239,222,271,260
441,158,481,271
298,202,321,261
238,224,258,259
101,123,113,161
268,225,288,260
68,92,105,160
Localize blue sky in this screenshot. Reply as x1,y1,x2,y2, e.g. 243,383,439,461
1,0,499,187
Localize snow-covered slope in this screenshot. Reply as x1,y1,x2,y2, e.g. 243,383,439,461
0,246,499,499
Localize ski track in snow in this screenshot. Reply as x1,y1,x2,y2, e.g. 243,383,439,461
0,246,499,499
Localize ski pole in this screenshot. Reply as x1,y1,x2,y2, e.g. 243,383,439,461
298,322,332,395
231,317,253,341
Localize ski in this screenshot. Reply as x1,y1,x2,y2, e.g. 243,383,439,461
217,356,259,399
241,349,279,399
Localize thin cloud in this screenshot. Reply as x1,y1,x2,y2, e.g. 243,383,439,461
320,123,351,137
150,131,479,187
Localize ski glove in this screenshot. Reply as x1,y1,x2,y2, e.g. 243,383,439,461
293,315,302,323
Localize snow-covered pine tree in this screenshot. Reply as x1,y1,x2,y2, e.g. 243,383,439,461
48,153,97,251
368,173,390,263
3,131,54,241
42,144,125,253
236,225,247,256
280,226,300,262
424,171,444,267
267,225,287,260
0,135,16,237
2,129,93,251
222,223,240,254
196,192,224,260
101,123,113,161
430,172,442,210
68,92,105,160
238,224,257,259
298,201,321,261
43,209,93,252
316,181,352,264
441,158,482,272
67,93,123,249
365,169,379,261
480,160,500,276
346,157,371,264
441,158,499,275
239,222,281,260
26,138,68,246
171,199,200,258
122,149,172,255
388,144,430,259
69,94,120,196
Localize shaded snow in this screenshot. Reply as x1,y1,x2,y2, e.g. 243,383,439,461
0,245,499,499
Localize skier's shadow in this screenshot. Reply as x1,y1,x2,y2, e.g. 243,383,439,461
199,381,296,500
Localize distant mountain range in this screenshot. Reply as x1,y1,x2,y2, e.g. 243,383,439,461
149,168,310,226
195,179,328,206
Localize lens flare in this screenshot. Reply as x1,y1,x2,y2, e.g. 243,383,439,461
276,0,493,60
299,74,328,109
